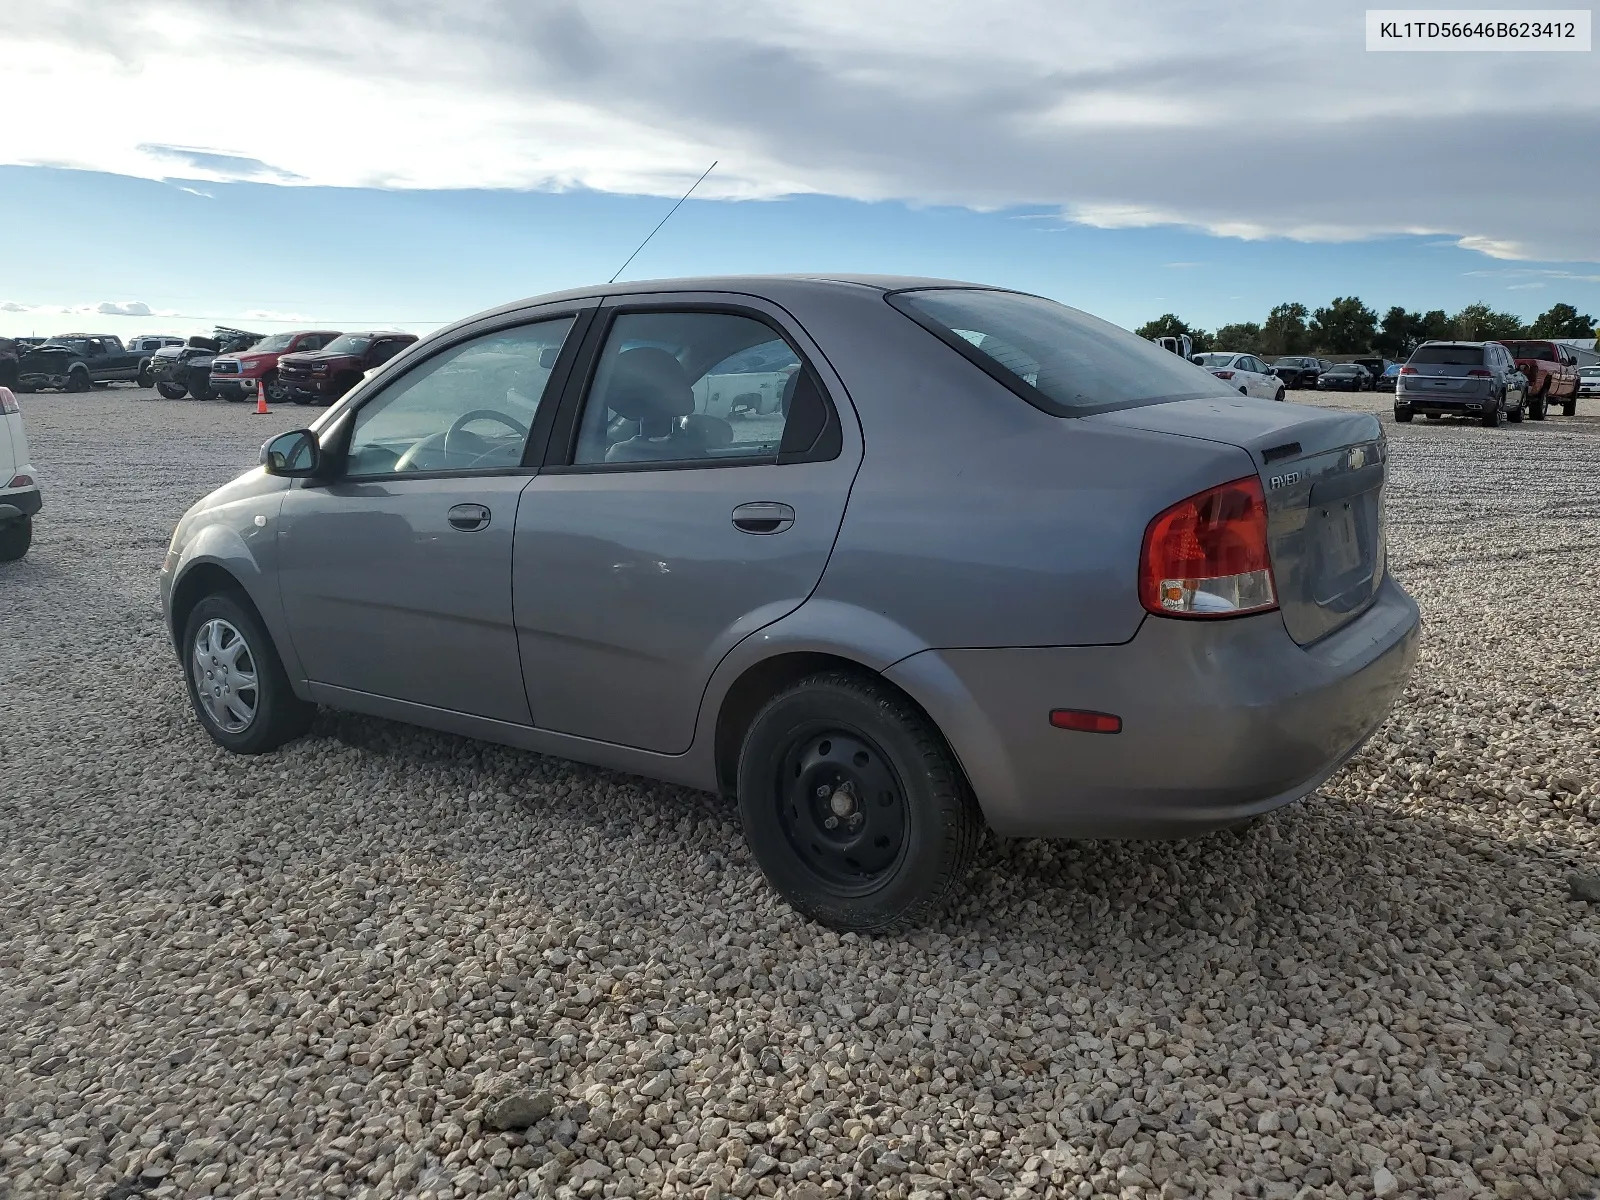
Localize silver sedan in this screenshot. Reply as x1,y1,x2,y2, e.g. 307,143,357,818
161,276,1420,931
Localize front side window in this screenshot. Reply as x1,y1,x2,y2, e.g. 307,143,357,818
573,311,799,466
368,338,410,366
344,318,574,478
890,288,1232,415
254,333,295,353
323,334,372,357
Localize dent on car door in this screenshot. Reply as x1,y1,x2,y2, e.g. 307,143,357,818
513,298,860,755
274,312,587,723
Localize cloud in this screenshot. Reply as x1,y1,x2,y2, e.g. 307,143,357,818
138,144,306,184
2,0,1596,263
96,300,153,317
0,301,28,312
1506,283,1546,291
0,300,177,318
240,310,315,322
1463,268,1600,284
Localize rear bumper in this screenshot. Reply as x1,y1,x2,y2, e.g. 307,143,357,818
0,486,42,520
885,575,1421,839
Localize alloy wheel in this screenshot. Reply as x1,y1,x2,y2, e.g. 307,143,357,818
191,618,259,733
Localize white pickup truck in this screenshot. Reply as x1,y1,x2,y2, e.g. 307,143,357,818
0,386,41,560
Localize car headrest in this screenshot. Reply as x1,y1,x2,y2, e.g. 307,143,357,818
679,414,733,447
603,347,694,422
781,369,800,416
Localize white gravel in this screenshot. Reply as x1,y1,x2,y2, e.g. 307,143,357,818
2,384,1598,1200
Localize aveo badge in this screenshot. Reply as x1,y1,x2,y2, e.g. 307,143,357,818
1268,470,1301,490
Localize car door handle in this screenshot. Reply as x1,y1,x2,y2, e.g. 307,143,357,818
448,503,491,532
732,501,794,535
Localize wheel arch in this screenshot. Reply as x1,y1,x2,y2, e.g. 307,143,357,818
168,560,258,649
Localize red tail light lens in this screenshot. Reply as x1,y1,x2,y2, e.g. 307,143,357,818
1399,366,1417,375
1049,709,1122,734
0,388,18,415
8,475,34,488
1467,369,1492,377
1139,476,1277,618
1212,370,1235,380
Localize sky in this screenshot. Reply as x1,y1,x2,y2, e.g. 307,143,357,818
2,0,1596,341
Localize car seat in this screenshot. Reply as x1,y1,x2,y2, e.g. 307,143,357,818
602,348,702,463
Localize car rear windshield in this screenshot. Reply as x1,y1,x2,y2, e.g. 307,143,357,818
1192,353,1238,367
321,335,372,356
888,288,1230,415
1502,342,1556,361
1409,345,1484,366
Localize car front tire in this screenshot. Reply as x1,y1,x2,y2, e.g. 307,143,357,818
0,515,32,562
66,367,91,393
182,591,313,754
1273,386,1285,402
736,671,983,933
156,382,187,400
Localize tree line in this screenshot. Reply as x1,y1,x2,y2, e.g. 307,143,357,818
1135,300,1596,359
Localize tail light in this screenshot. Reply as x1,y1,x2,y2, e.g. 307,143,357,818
1212,370,1235,380
0,388,18,414
1399,366,1417,375
1467,369,1492,377
8,475,34,488
1139,477,1277,618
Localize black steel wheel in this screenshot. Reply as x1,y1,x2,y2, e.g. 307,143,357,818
737,671,983,932
66,367,91,393
156,381,187,399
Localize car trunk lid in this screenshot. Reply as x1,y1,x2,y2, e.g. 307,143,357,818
1091,396,1388,646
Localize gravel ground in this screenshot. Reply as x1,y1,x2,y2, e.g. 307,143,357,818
2,384,1598,1200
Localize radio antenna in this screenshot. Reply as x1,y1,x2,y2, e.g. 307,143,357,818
609,160,718,284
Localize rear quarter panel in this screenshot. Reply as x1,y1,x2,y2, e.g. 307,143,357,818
775,285,1255,649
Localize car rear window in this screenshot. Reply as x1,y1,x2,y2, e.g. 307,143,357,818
887,288,1231,416
1410,345,1484,366
1502,342,1557,361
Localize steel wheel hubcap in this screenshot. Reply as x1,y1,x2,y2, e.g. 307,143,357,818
191,618,259,734
778,729,907,889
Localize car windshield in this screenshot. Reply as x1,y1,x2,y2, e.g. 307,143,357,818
252,333,295,352
321,335,372,356
1410,345,1484,366
1503,342,1555,361
1327,365,1358,373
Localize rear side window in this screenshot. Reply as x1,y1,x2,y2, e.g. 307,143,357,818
1410,345,1484,366
1503,342,1555,361
888,288,1231,415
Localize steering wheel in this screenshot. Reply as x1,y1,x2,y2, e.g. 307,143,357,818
393,409,528,472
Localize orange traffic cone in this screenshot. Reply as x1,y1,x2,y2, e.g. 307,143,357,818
254,378,271,415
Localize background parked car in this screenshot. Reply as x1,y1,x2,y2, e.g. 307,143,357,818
1318,363,1374,392
1271,356,1324,389
1578,365,1600,400
209,330,343,403
0,338,16,390
1376,363,1402,392
0,386,41,561
276,331,418,405
148,328,265,399
1191,352,1286,399
1352,357,1391,383
1395,340,1527,426
1498,339,1580,418
127,335,185,387
15,334,144,392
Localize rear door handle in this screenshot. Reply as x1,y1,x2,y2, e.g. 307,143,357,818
732,501,794,535
448,503,491,532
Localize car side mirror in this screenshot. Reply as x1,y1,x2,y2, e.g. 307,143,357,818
261,429,321,477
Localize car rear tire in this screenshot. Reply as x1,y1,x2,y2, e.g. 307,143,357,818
1393,410,1413,422
736,671,983,933
156,382,187,400
137,365,154,388
1482,395,1501,427
189,378,214,401
1507,394,1525,422
265,371,290,405
66,367,91,393
0,515,32,562
182,591,313,754
1529,393,1547,420
1561,398,1577,417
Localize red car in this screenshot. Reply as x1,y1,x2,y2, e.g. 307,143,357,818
276,331,418,406
209,330,343,404
1497,339,1581,418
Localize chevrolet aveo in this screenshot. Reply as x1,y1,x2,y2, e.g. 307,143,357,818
161,276,1421,931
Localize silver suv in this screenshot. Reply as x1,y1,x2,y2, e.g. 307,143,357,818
1394,340,1528,426
0,386,41,560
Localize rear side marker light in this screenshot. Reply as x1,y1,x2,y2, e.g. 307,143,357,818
1139,476,1278,619
1050,709,1122,734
